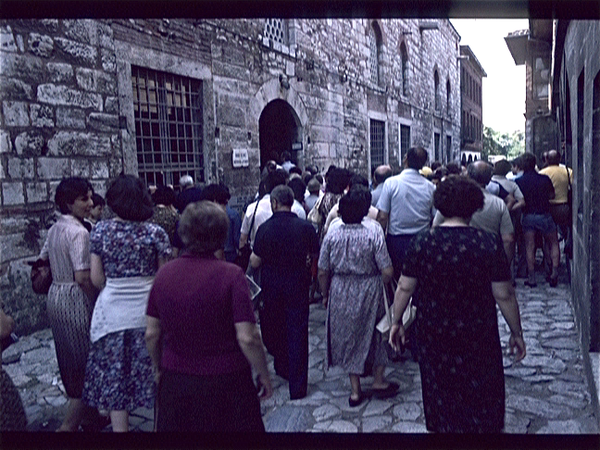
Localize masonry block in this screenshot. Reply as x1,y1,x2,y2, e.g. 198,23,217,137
2,101,30,126
26,182,48,203
0,53,45,83
47,131,112,157
101,48,116,72
30,104,54,128
15,131,45,156
0,25,18,52
54,37,97,66
27,33,54,57
104,97,118,114
0,78,33,101
46,62,74,83
63,19,98,46
71,159,90,178
56,107,86,129
91,159,109,178
0,129,12,153
8,157,34,179
37,84,102,111
88,113,119,132
2,181,25,205
36,157,70,179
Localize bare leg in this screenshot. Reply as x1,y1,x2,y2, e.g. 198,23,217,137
524,230,537,284
544,231,560,278
349,374,362,401
110,410,129,432
371,365,391,390
56,397,87,432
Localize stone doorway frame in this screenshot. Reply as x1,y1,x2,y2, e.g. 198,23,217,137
250,78,309,170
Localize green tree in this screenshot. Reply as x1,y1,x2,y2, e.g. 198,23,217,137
483,126,524,161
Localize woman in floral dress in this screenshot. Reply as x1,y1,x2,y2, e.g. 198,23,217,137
82,175,171,432
389,176,526,432
318,186,397,407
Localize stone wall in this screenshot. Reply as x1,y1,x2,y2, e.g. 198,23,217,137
1,18,461,335
0,19,120,333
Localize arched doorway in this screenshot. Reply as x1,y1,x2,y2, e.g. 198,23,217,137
259,99,301,170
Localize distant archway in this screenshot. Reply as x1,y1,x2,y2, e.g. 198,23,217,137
259,100,300,170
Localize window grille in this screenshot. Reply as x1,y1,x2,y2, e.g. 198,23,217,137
369,27,380,86
264,19,288,45
446,135,452,162
401,44,408,96
434,71,440,111
370,119,385,169
132,66,204,188
400,124,410,164
434,132,440,162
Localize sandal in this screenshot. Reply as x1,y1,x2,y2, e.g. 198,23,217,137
348,394,365,407
371,382,399,399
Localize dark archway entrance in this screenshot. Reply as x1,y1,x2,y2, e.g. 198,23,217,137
259,99,301,170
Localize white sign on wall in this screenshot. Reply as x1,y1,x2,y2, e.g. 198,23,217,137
232,149,249,168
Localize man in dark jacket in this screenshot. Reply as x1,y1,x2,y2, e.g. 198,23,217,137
249,185,319,400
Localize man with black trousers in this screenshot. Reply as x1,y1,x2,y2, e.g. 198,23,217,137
249,185,319,400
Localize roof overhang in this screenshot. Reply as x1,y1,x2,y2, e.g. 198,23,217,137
505,30,529,65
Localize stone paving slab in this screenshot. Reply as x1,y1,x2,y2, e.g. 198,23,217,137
2,276,599,434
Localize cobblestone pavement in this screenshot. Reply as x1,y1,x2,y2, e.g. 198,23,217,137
2,276,599,434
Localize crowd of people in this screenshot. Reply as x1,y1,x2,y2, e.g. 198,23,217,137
2,146,575,433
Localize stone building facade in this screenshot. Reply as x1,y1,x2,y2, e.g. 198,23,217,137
507,19,600,421
0,18,460,334
459,44,486,164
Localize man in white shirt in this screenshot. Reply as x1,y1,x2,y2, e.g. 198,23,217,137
239,169,287,249
376,147,436,280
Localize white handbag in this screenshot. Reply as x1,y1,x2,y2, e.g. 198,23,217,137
376,279,416,336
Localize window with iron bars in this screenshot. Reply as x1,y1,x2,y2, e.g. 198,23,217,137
264,19,288,45
369,28,380,86
370,119,385,170
400,124,410,164
132,66,204,189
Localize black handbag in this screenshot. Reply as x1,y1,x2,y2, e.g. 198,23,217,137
27,258,52,295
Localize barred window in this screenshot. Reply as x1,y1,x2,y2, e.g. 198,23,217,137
434,70,440,111
264,19,288,45
369,22,382,86
370,119,385,169
434,132,441,162
132,66,204,188
400,124,410,164
401,43,409,96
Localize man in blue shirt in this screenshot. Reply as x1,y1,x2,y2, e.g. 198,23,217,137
376,147,436,280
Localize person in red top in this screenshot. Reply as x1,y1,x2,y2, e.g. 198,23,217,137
146,201,273,432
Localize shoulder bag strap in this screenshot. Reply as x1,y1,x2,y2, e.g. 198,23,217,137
247,195,262,246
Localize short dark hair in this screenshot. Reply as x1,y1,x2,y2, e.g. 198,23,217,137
547,150,561,165
349,174,369,189
199,184,230,205
406,147,428,170
106,175,153,221
467,161,493,187
434,175,484,221
430,161,442,172
339,185,371,224
264,168,288,193
151,185,176,207
287,177,306,203
270,185,294,207
326,168,353,195
446,161,462,175
178,201,229,255
55,177,93,214
520,153,537,172
289,166,303,177
91,192,105,208
493,159,512,177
